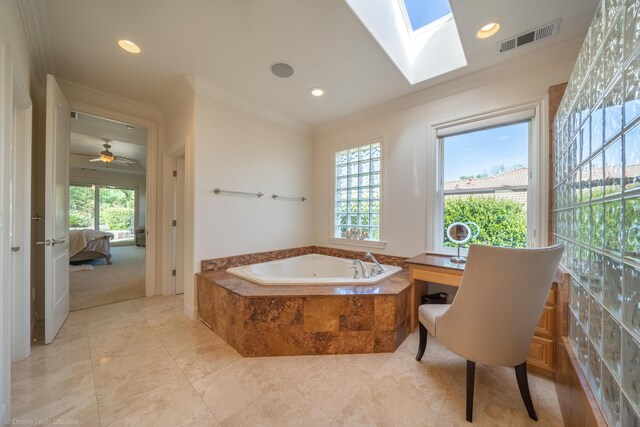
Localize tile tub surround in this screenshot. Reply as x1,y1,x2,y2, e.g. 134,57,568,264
196,270,412,356
200,245,409,272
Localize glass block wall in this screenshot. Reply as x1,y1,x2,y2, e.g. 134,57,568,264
553,0,640,425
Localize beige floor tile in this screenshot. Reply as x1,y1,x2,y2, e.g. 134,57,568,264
221,387,331,427
107,384,218,427
157,321,225,356
82,300,139,323
143,307,200,335
192,358,288,423
85,310,148,333
88,323,158,356
11,297,567,427
95,357,189,425
12,347,91,384
92,337,171,388
10,389,100,427
267,353,390,418
30,331,90,357
131,295,181,310
173,342,241,382
11,355,95,418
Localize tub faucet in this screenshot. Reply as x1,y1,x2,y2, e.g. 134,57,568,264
365,252,385,276
351,259,370,279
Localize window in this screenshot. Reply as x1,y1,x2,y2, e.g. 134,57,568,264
69,184,136,242
400,0,452,33
438,120,532,250
334,141,382,242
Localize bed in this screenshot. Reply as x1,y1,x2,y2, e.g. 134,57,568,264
69,229,115,265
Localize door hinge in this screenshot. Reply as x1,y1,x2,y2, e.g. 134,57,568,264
172,269,177,277
173,170,177,177
172,220,177,227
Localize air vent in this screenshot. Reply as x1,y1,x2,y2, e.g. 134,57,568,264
496,19,560,54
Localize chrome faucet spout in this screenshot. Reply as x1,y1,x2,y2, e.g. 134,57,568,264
352,259,370,279
365,252,384,276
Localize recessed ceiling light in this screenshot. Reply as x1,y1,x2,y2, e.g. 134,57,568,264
118,39,141,54
271,62,294,78
477,22,500,39
310,88,325,97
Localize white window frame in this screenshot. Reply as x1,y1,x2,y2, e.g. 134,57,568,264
329,136,387,249
427,100,549,254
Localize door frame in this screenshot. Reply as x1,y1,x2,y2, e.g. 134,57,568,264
63,99,159,297
162,135,195,317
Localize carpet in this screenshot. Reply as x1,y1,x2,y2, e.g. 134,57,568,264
70,245,146,311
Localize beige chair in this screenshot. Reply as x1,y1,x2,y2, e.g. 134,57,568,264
416,244,563,422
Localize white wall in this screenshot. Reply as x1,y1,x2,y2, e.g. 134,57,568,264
192,93,314,269
313,55,577,258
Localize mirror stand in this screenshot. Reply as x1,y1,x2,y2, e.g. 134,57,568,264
450,244,467,264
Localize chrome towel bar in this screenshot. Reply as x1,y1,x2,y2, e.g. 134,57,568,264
272,194,307,202
213,188,263,198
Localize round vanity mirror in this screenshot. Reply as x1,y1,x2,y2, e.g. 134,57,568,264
447,222,472,245
446,222,474,264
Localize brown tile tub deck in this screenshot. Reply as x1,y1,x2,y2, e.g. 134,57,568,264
196,270,412,357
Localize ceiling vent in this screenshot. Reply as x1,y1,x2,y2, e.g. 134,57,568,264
496,19,560,54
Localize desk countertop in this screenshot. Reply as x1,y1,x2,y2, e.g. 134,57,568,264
405,253,466,271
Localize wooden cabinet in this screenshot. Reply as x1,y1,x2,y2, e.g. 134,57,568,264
407,253,559,375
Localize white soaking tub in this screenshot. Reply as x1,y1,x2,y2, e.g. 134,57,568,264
226,254,402,285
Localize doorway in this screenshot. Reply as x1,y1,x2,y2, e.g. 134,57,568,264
67,112,147,310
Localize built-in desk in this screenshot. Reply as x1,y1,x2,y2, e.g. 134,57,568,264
406,253,558,375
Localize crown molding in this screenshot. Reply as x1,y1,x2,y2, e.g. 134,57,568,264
193,76,312,135
314,35,584,136
58,78,163,122
17,0,52,86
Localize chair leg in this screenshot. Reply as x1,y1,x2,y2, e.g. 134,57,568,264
415,323,428,361
515,362,538,421
466,360,475,422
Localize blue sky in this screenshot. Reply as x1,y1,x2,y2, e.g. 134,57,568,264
443,122,530,182
403,0,452,31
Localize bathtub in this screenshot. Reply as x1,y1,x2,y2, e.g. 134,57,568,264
226,254,402,285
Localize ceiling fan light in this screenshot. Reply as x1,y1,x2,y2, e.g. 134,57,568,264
100,154,114,163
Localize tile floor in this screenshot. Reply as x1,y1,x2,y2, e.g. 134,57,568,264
10,295,565,426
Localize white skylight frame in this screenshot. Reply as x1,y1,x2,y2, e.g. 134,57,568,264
345,0,467,85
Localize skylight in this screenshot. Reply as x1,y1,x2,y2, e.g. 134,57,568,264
345,0,467,85
401,0,452,33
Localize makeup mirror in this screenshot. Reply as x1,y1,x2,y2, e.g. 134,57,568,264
447,222,473,264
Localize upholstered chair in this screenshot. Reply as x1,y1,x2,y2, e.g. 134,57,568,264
415,244,564,422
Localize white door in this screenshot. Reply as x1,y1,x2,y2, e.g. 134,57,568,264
44,75,70,344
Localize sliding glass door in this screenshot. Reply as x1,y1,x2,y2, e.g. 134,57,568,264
69,184,136,242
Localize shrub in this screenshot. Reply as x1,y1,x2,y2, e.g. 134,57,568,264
444,196,527,248
102,207,133,231
69,212,91,228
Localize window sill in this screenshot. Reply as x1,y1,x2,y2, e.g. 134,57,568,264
328,237,387,250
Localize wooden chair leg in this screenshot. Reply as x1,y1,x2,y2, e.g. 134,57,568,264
515,362,538,421
415,323,428,361
466,360,475,422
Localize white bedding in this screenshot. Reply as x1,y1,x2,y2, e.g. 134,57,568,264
69,229,114,257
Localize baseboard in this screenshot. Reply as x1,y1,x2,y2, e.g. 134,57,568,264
555,337,607,427
184,303,196,320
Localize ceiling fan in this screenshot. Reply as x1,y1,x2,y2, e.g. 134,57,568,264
89,141,137,166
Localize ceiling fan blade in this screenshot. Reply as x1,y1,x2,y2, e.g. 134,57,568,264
89,158,102,162
112,156,137,166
